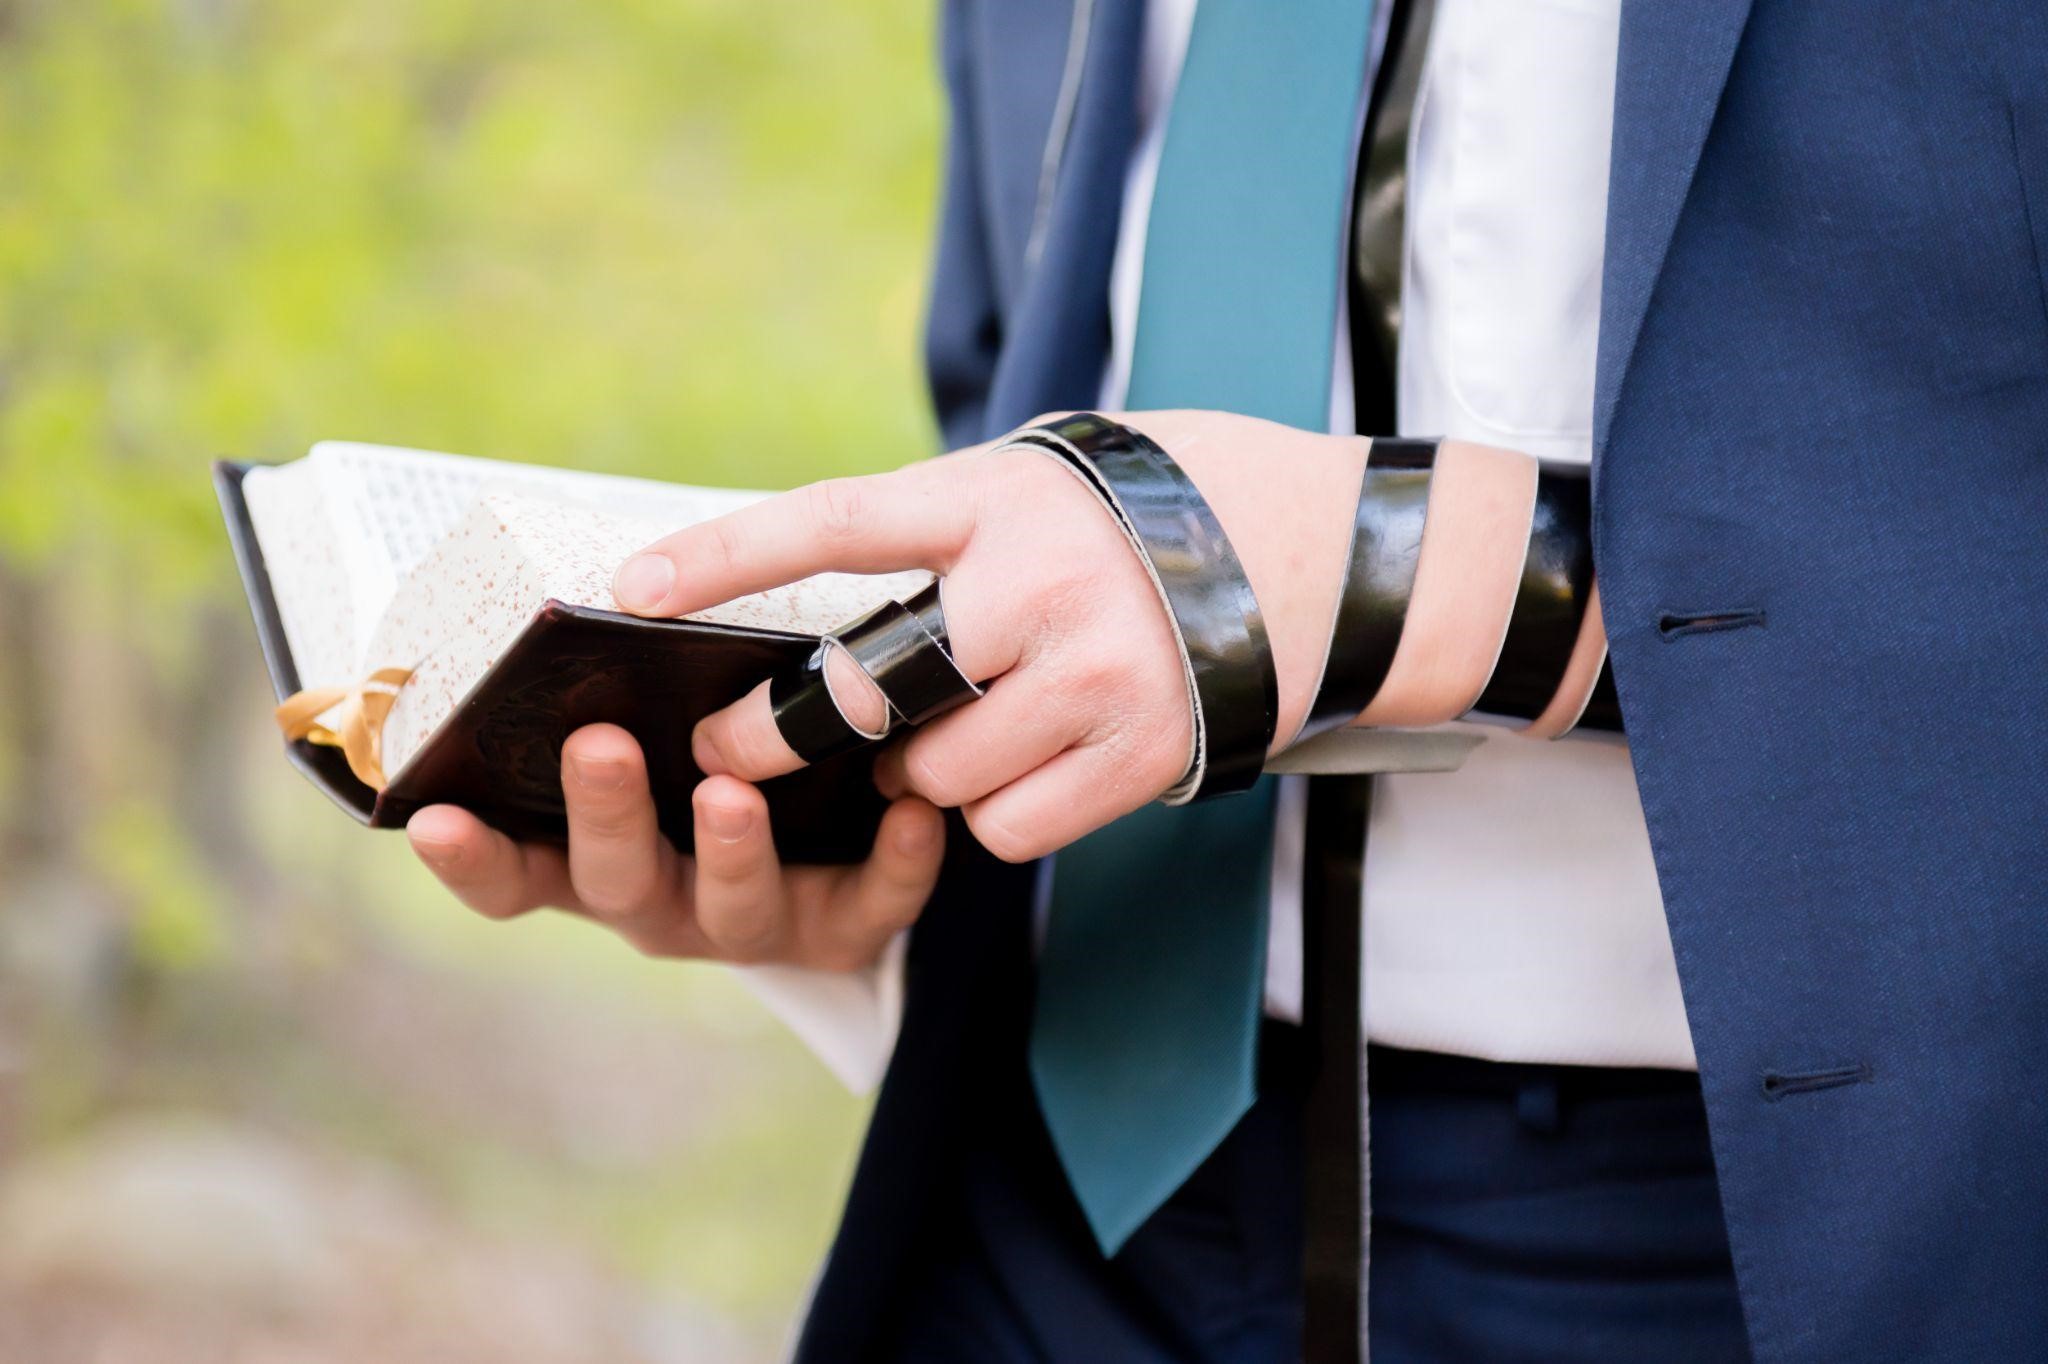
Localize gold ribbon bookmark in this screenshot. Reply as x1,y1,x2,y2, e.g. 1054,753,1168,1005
274,666,415,791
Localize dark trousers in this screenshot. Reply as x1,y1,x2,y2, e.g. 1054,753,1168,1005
884,1034,1751,1362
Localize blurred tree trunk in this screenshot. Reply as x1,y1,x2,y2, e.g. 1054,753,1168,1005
0,563,70,1168
166,603,276,903
0,563,69,871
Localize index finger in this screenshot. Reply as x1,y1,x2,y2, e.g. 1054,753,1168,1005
612,462,978,619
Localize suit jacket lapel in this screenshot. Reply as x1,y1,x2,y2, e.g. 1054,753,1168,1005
983,0,1145,433
1594,0,1757,462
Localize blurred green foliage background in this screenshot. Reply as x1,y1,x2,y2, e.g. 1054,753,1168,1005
0,0,944,1357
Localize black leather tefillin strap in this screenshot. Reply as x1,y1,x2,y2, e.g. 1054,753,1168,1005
1299,771,1372,1362
998,412,1278,804
1475,460,1596,723
769,579,983,765
1299,438,1440,740
1296,446,1625,740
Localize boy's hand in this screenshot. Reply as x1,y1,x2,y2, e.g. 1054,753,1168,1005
406,723,943,972
613,411,1523,863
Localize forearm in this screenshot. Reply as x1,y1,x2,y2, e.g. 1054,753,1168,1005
1339,439,1606,738
1127,411,1605,754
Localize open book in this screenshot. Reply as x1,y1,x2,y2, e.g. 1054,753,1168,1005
217,442,929,861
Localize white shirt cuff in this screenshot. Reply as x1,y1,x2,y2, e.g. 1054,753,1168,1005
729,932,908,1093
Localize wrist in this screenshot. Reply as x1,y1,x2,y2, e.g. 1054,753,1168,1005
1114,410,1370,752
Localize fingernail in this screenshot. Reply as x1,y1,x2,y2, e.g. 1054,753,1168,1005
701,801,752,843
412,837,461,869
571,754,627,791
614,554,676,612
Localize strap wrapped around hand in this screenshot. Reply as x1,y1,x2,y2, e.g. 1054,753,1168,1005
998,413,1278,804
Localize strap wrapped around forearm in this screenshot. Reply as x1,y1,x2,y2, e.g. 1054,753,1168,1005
997,413,1278,804
1298,438,1438,741
1474,460,1594,722
1298,440,1624,741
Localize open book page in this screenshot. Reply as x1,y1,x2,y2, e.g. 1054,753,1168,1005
372,488,931,779
307,442,768,665
245,441,776,691
239,460,362,693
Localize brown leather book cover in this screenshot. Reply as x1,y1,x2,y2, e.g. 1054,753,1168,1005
215,460,887,863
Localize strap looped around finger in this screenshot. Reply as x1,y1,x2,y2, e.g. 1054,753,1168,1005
997,413,1277,804
905,577,959,658
768,579,984,766
836,582,984,727
769,640,892,765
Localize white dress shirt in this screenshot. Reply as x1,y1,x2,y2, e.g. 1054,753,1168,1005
741,0,1695,1090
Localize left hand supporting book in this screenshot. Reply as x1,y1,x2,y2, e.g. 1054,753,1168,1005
215,442,930,862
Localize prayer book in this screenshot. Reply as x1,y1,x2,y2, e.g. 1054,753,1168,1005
215,442,929,862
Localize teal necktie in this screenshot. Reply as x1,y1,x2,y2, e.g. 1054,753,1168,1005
1030,0,1378,1254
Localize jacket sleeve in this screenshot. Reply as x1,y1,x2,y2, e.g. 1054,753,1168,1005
922,0,1004,449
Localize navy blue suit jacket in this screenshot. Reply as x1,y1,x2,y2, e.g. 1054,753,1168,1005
800,3,2048,1359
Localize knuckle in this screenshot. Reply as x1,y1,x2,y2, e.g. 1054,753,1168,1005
693,849,758,891
705,516,747,579
806,478,869,544
576,874,657,920
967,809,1043,865
1027,571,1109,654
1032,656,1123,737
1056,643,1130,703
573,799,641,842
978,443,1044,487
987,445,1083,524
902,747,965,809
703,910,781,964
729,714,793,775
